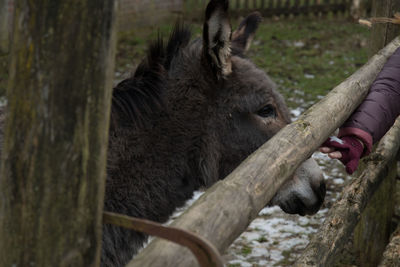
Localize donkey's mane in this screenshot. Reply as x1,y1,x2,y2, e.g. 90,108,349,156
111,23,191,129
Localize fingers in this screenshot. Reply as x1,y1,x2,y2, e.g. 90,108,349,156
319,147,334,153
328,151,342,159
319,147,342,159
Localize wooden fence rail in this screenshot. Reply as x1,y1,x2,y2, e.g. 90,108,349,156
128,36,400,267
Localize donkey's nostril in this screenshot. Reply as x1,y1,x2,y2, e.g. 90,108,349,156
312,180,326,202
320,182,326,198
305,181,326,215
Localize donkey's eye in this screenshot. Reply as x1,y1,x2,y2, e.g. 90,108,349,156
257,105,276,118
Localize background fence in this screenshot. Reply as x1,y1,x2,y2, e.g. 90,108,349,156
118,0,354,30
185,0,352,18
1,1,364,34
118,0,183,30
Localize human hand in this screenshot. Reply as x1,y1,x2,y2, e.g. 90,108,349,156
320,136,364,174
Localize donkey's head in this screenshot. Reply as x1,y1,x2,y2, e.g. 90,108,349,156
113,0,325,216
164,0,325,215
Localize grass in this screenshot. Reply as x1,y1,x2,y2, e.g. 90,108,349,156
274,250,295,266
115,15,369,110
241,244,253,256
257,236,268,243
246,16,369,109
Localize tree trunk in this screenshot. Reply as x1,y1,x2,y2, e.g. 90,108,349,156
128,37,400,267
0,0,11,54
0,1,117,266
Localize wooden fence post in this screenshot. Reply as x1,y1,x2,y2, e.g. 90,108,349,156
353,1,400,266
0,0,12,96
0,1,117,266
369,0,400,57
0,0,11,54
377,151,400,266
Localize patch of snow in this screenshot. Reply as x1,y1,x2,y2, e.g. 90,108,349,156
0,97,7,107
290,108,302,118
259,206,281,216
169,191,203,220
293,41,305,48
333,178,345,184
329,136,344,144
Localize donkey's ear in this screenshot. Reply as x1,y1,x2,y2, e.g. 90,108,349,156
203,0,232,78
231,12,262,55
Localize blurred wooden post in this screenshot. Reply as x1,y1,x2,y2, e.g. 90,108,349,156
378,151,400,267
304,0,310,15
0,0,11,54
369,0,400,57
353,1,400,266
268,0,274,9
236,0,240,10
0,1,117,266
0,0,12,96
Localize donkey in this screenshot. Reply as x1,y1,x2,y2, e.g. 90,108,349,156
103,0,326,265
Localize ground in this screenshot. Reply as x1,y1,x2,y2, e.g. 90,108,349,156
118,15,374,266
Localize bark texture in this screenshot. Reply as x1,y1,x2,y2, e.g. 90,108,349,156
0,1,117,266
378,221,400,267
294,117,400,266
128,37,400,267
0,0,11,54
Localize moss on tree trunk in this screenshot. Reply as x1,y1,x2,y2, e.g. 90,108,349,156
0,1,117,266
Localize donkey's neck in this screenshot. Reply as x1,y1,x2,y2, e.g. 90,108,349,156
105,123,207,223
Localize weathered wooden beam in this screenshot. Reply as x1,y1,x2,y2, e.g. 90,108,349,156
0,1,117,266
352,162,397,267
128,37,400,267
378,222,400,266
294,117,400,266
